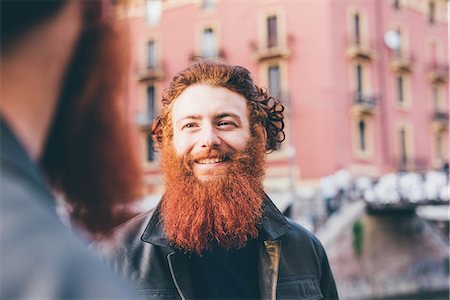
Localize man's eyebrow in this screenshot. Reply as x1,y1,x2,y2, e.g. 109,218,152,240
179,115,201,120
175,112,242,126
215,113,241,120
175,115,201,127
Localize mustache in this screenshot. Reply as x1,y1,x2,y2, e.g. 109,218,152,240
191,149,230,161
183,148,232,171
187,148,252,163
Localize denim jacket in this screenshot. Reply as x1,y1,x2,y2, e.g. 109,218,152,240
94,195,339,300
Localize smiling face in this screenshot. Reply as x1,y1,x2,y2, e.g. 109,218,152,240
155,61,284,253
171,84,251,181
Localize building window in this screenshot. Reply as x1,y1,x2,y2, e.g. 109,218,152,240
358,119,367,152
432,84,446,113
353,117,372,158
399,127,408,169
353,13,361,45
267,15,278,48
145,0,161,26
428,1,436,24
436,134,444,162
393,0,401,10
146,134,155,162
355,64,364,95
147,40,156,69
202,27,217,58
429,41,437,63
394,28,403,57
268,65,281,98
201,0,214,10
396,75,404,104
146,85,155,120
432,85,439,109
146,85,155,162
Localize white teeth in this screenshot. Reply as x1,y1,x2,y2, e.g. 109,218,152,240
197,158,224,164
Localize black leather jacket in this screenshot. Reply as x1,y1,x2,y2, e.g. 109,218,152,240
94,195,339,300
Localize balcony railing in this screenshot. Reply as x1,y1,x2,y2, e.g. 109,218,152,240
188,48,227,63
432,111,448,132
250,36,292,61
433,111,449,122
391,52,414,73
137,65,165,82
252,44,290,61
431,111,449,132
346,37,373,60
427,63,449,83
351,91,377,115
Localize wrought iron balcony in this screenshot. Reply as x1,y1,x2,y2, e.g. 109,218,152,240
427,63,449,84
433,111,449,122
431,111,449,132
351,91,377,115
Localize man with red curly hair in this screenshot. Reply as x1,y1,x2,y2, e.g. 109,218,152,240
96,60,339,299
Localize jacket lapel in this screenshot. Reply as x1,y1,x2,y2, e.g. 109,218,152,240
141,205,195,299
142,194,292,300
167,252,195,300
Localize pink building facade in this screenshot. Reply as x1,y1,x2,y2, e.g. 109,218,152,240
119,0,449,192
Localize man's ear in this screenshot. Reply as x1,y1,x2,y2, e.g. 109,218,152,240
255,124,268,148
151,116,163,152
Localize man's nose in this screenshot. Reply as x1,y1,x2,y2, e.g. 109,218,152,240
199,126,221,148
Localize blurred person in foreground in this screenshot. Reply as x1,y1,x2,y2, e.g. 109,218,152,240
1,0,144,298
95,60,339,299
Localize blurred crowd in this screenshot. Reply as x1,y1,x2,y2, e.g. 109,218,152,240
320,166,450,216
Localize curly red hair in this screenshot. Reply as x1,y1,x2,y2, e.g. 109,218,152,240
152,60,285,151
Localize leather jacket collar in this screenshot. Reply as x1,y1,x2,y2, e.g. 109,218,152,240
141,193,292,248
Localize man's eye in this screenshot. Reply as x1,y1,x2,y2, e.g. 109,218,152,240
182,123,197,129
218,121,236,127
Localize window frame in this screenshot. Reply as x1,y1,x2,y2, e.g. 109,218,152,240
267,15,278,48
145,0,162,26
201,26,218,59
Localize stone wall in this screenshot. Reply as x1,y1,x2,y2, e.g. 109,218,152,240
325,211,449,299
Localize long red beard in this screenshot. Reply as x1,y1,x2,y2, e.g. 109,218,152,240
160,129,266,254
